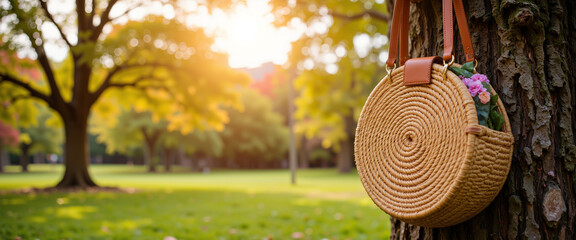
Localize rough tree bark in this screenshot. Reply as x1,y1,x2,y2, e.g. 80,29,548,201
388,0,576,239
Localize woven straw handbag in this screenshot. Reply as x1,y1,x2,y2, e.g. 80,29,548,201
355,0,514,227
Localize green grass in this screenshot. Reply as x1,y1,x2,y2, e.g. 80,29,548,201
0,164,390,239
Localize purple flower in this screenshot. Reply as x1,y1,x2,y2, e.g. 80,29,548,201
468,81,487,97
462,78,473,86
471,73,490,84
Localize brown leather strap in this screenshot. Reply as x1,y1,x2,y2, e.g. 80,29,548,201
399,0,410,65
386,0,404,67
453,0,475,62
443,0,475,62
387,0,475,67
442,0,454,61
386,0,410,68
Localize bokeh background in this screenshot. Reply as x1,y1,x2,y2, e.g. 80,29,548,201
0,0,392,239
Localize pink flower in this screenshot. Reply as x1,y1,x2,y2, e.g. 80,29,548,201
468,81,486,97
471,73,489,84
462,78,473,86
479,91,491,104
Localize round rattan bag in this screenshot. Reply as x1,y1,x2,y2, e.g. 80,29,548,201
354,63,514,227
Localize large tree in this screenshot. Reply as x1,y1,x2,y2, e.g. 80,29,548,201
0,0,245,188
381,0,576,238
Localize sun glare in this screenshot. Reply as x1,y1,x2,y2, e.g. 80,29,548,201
198,0,303,68
14,0,301,69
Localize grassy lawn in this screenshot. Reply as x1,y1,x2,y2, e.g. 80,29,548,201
0,165,390,239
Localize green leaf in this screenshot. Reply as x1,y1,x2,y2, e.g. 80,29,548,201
462,61,475,73
449,66,473,78
486,92,505,131
474,97,490,127
490,94,499,106
489,111,505,131
490,104,498,113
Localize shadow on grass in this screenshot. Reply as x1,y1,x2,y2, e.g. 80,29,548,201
0,189,390,240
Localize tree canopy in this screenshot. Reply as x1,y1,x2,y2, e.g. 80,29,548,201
271,0,390,171
220,88,289,167
0,0,249,187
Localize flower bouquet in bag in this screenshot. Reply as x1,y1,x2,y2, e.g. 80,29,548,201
450,62,505,131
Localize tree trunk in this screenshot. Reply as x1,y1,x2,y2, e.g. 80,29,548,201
142,128,161,172
388,0,576,238
337,137,353,173
163,147,172,172
338,114,356,173
56,115,97,188
20,143,30,172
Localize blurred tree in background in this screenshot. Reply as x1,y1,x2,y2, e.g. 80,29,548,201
91,108,166,172
0,121,19,172
17,103,63,172
219,88,289,168
0,0,248,188
91,107,224,172
271,0,390,172
91,88,288,170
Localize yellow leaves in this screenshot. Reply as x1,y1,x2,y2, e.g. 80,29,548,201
12,100,38,127
19,133,31,144
145,88,171,101
92,100,120,128
45,111,63,129
187,86,196,95
132,98,150,113
165,113,194,134
52,56,75,102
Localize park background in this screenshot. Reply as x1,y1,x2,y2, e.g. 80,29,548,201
0,0,392,239
2,0,576,239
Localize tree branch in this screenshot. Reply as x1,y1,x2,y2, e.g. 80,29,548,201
92,0,119,40
76,0,88,34
9,95,34,104
35,46,66,105
89,0,97,26
0,73,52,105
8,0,65,106
328,9,390,22
39,0,73,47
90,62,176,104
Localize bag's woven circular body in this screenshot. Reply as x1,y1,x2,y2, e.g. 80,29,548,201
355,64,514,227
